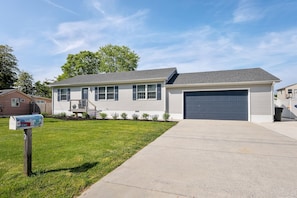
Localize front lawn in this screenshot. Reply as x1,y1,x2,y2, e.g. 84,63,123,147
0,118,176,197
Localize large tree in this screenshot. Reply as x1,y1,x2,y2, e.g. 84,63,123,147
97,44,139,73
15,71,33,94
0,45,19,89
34,80,52,98
57,45,139,81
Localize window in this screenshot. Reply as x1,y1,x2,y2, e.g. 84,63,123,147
11,98,20,107
95,86,118,101
60,89,67,101
147,84,157,99
137,85,146,99
134,84,159,100
99,87,106,100
107,87,114,100
57,88,70,101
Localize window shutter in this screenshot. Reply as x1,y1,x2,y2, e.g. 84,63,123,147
115,86,118,101
67,88,71,101
157,84,161,100
57,89,61,101
133,85,136,100
95,87,98,101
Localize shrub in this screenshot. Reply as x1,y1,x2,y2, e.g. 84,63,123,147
58,112,66,118
121,112,128,120
152,114,159,121
142,113,149,120
163,112,170,122
41,112,49,117
99,112,107,120
111,113,119,120
82,112,89,119
132,114,139,120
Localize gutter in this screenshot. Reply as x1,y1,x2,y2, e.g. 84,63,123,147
49,77,168,88
165,80,281,88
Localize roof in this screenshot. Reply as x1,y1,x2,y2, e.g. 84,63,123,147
277,83,297,91
0,89,15,96
0,89,32,99
50,67,177,87
167,68,280,86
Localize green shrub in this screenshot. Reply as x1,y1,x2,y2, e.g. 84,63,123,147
142,113,149,120
132,114,139,120
163,112,170,121
111,113,119,120
41,112,49,117
82,112,89,119
99,112,107,120
121,112,128,120
152,114,159,121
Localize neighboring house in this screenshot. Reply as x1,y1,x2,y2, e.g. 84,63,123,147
277,83,297,99
50,67,280,122
0,89,52,116
31,95,52,115
275,83,297,119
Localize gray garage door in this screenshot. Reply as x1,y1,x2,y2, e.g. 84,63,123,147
184,90,248,120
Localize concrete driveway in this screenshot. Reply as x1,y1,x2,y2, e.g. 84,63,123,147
79,120,297,198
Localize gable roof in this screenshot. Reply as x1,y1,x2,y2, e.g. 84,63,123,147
0,89,15,96
50,67,177,87
277,83,297,91
167,68,280,86
0,89,32,99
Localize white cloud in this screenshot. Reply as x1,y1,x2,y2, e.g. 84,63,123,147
46,1,296,89
232,0,263,23
43,0,78,15
48,9,148,54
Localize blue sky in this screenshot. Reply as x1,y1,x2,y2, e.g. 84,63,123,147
1,0,296,89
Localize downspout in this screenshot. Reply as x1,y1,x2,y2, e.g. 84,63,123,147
52,88,54,115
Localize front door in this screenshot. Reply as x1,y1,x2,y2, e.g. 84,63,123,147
81,88,88,108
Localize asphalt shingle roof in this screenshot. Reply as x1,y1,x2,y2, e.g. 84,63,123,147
50,67,177,87
168,68,280,85
0,89,15,96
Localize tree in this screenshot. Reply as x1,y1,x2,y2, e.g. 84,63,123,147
0,45,19,89
57,45,139,81
97,44,139,73
15,71,33,94
57,51,100,80
34,80,52,98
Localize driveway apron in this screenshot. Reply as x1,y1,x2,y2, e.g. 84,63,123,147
79,120,297,198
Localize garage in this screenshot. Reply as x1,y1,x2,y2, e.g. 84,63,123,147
184,90,248,120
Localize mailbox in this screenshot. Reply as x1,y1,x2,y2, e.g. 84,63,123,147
9,114,43,130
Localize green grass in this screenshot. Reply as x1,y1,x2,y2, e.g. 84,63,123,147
0,118,176,198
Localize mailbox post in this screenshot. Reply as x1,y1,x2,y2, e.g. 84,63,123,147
9,114,43,176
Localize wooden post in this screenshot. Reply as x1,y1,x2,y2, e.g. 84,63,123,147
24,129,32,176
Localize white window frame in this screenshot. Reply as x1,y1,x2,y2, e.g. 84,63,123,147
97,86,115,100
11,98,20,107
136,84,157,100
60,88,68,101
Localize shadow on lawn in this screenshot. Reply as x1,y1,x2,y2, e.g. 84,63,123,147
35,162,99,175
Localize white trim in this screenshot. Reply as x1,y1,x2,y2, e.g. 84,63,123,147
251,115,274,123
135,83,157,100
166,80,277,88
96,86,116,101
50,78,168,87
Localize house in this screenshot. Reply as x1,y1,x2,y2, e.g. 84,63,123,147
275,83,297,119
31,95,52,115
0,89,52,116
50,67,280,122
277,83,297,99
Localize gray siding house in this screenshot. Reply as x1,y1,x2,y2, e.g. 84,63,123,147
50,67,280,122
